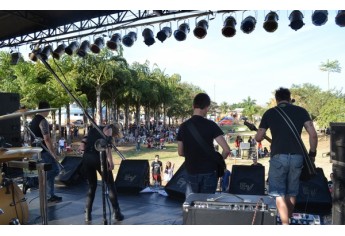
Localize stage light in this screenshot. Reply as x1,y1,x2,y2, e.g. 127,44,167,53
52,43,66,60
289,10,305,31
174,23,190,41
222,16,237,37
10,52,21,65
77,40,90,58
106,33,122,51
312,10,328,26
193,19,208,39
263,11,279,32
156,25,172,43
142,27,155,46
29,47,42,62
335,10,345,27
40,45,53,61
240,15,257,34
122,31,137,47
65,41,80,56
90,37,104,54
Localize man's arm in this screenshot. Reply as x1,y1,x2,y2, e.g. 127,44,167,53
177,141,184,157
215,135,231,159
39,119,58,160
255,128,267,142
304,120,318,158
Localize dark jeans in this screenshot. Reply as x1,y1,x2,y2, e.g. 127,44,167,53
40,151,60,197
185,171,218,197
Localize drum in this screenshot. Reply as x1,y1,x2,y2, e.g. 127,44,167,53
0,182,29,225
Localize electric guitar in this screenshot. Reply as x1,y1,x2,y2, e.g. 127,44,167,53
244,121,272,143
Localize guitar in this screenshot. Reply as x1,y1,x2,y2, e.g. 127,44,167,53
244,121,272,143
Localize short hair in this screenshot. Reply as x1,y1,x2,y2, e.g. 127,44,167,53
38,101,50,109
275,87,291,102
193,93,211,109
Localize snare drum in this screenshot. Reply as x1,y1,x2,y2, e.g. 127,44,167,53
0,182,29,225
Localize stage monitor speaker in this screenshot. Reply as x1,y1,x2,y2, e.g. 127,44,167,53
56,156,84,185
330,122,345,164
295,167,332,215
229,165,265,195
164,162,187,201
332,164,345,224
115,159,149,193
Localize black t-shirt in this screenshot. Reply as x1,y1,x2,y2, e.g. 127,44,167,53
29,114,48,151
151,160,162,174
259,103,311,157
176,115,224,174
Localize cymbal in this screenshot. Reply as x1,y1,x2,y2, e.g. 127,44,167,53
0,108,58,121
0,147,42,163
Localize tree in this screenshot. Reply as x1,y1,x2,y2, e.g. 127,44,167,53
319,59,342,91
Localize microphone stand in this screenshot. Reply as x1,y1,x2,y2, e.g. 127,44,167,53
37,54,126,160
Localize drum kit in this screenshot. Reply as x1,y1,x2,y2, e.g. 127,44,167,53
0,107,57,225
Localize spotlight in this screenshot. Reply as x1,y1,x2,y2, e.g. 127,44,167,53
53,43,66,60
142,28,155,46
240,15,257,34
107,33,122,51
122,31,137,47
156,26,172,43
90,37,104,54
29,47,42,62
174,23,190,41
65,41,80,56
312,10,328,26
193,19,208,39
77,40,90,58
263,11,279,32
335,10,345,27
40,45,53,61
10,52,21,65
222,16,237,37
289,10,305,31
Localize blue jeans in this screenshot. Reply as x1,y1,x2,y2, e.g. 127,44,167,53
40,152,60,197
268,154,303,197
185,171,218,197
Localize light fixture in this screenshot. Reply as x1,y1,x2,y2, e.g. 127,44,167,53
77,40,90,58
106,33,122,51
122,31,137,47
335,10,345,27
10,52,21,65
52,43,66,60
263,11,279,32
156,23,172,43
90,36,104,54
142,27,155,46
222,16,237,37
40,45,53,61
29,47,42,62
65,41,80,56
289,10,305,31
240,12,257,34
312,10,328,26
174,23,190,41
193,19,208,39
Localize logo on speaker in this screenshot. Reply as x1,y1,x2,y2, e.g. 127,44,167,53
177,178,186,188
239,182,254,192
124,174,137,182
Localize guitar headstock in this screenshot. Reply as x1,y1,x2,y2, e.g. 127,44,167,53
244,121,258,131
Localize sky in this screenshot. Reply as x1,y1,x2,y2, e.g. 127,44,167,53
2,2,345,107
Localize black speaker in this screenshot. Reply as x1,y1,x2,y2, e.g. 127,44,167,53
56,156,84,185
115,159,149,193
229,165,265,195
330,122,345,164
332,164,345,224
295,167,332,215
164,162,188,201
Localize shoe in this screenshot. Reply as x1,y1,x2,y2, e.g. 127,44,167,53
113,208,124,221
48,195,62,203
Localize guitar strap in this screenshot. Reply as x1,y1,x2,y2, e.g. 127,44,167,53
274,106,316,176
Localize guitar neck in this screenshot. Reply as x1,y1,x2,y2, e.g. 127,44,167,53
263,135,272,143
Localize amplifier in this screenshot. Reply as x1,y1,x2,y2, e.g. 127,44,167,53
183,193,277,225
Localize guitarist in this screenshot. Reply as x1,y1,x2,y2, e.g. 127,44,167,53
254,87,318,225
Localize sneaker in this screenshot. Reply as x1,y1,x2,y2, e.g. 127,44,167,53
48,195,62,203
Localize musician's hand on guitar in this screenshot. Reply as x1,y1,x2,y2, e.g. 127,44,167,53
309,150,317,163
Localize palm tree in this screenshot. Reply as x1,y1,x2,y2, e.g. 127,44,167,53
319,59,342,91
